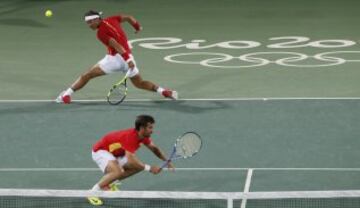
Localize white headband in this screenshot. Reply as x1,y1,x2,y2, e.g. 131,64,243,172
84,15,100,21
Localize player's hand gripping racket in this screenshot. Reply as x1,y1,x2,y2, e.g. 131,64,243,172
107,70,131,105
161,132,202,169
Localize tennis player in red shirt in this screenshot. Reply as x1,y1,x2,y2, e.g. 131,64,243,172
88,115,174,205
56,10,178,104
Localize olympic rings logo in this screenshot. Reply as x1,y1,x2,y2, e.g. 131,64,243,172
129,37,360,68
163,51,360,68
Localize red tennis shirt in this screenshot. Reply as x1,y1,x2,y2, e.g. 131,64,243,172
96,15,132,56
93,128,152,157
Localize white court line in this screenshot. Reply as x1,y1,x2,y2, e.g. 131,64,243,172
243,169,254,192
1,97,360,102
1,168,360,172
240,169,253,208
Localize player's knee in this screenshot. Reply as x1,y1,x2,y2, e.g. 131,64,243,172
126,163,143,172
113,168,124,178
81,69,101,80
80,73,91,81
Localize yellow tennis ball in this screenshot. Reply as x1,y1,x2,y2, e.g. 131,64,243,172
45,10,53,17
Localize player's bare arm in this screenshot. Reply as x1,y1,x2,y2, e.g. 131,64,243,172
120,14,142,33
108,38,135,69
126,151,161,174
145,142,175,170
145,142,167,160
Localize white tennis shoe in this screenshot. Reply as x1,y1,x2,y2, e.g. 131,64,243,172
55,91,71,104
162,90,178,100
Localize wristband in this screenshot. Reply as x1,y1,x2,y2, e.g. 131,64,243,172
126,58,133,64
131,21,141,31
121,53,133,63
144,164,151,172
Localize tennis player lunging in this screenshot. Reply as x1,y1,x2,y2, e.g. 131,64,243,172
88,115,174,205
56,10,178,104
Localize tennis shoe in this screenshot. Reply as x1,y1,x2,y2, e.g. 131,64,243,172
55,91,65,103
87,196,103,206
162,90,178,100
55,91,71,104
87,182,119,206
110,182,121,191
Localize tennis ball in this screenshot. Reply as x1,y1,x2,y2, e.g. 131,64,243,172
45,10,53,17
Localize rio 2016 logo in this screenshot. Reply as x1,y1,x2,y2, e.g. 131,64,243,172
129,36,360,68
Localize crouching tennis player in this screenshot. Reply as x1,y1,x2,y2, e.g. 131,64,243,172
88,115,174,205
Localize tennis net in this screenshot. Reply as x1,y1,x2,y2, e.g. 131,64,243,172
1,188,360,208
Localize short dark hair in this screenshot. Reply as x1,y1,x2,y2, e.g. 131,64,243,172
84,10,102,17
135,115,155,131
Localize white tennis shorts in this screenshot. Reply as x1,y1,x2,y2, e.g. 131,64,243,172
92,150,128,173
98,54,139,77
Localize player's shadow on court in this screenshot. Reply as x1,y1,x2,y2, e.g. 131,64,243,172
119,100,232,114
68,100,231,114
0,100,231,116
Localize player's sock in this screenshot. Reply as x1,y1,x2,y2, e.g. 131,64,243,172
156,87,165,94
91,184,101,191
64,88,74,96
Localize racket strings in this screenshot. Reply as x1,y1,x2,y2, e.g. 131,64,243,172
107,83,127,105
176,133,201,158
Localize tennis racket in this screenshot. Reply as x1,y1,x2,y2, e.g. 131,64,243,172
107,70,131,105
161,132,202,169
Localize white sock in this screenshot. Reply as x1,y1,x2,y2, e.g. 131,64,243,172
156,87,164,94
64,88,74,96
91,184,101,191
